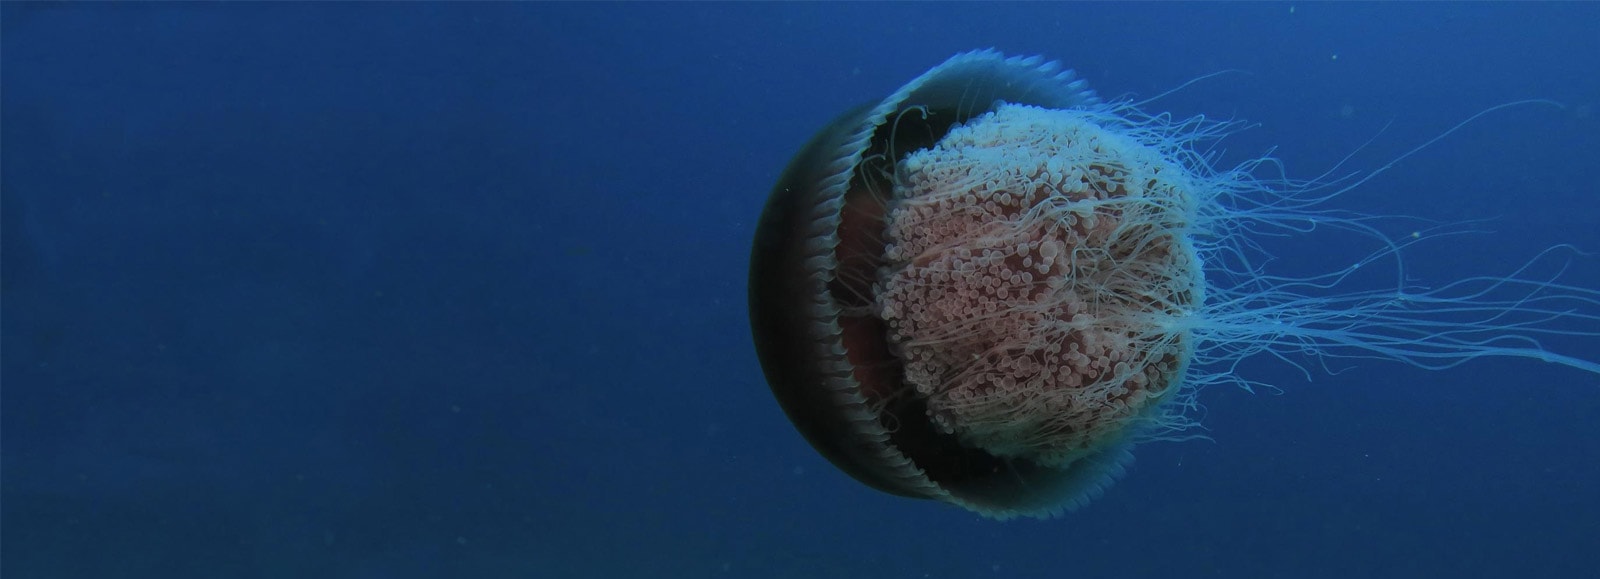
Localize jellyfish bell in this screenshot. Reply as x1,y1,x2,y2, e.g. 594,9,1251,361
749,51,1180,518
749,50,1600,519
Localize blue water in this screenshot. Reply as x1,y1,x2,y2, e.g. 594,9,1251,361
4,3,1597,578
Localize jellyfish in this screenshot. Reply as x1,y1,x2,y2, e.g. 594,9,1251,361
747,50,1600,519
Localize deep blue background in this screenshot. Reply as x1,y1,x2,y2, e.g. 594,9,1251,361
4,3,1598,578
